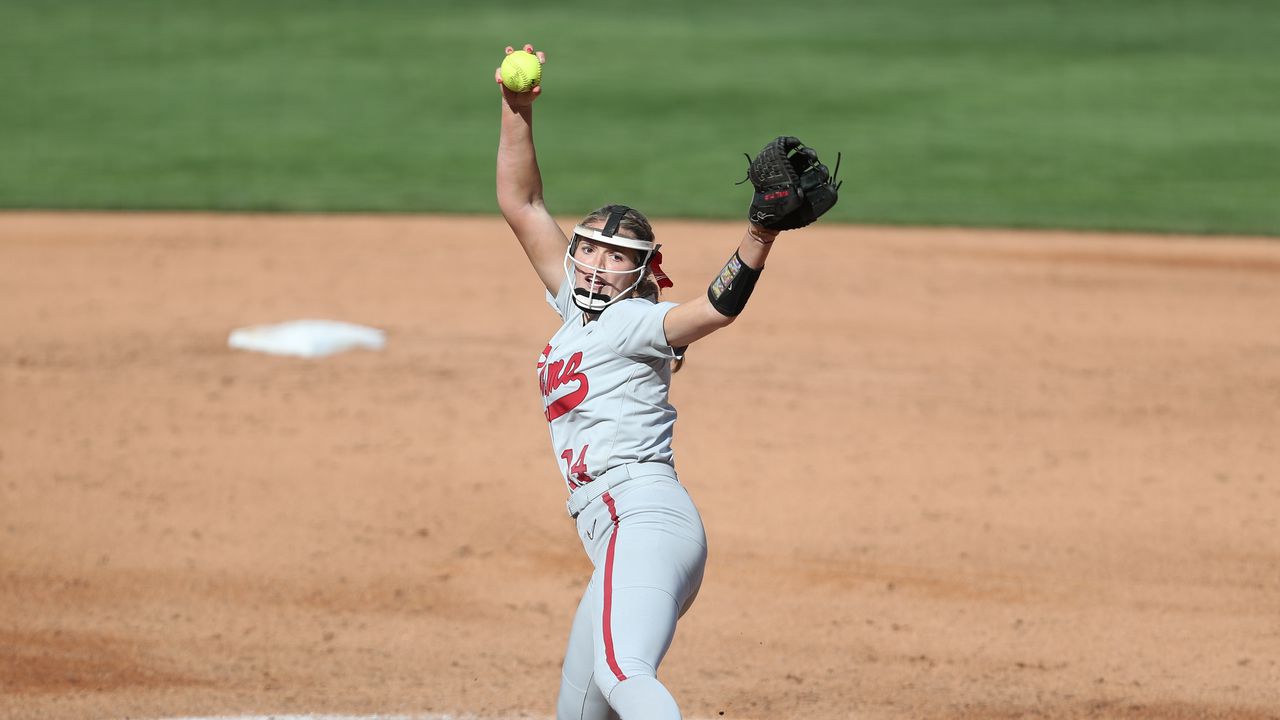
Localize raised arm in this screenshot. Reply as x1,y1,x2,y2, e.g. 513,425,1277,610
495,44,568,294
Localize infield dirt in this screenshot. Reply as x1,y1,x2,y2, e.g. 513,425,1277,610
1,213,1277,720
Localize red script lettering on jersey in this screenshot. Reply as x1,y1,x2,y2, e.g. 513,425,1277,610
539,344,589,421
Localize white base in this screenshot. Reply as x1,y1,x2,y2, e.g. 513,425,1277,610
228,320,386,358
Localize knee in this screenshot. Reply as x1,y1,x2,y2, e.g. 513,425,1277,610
558,671,610,720
557,673,587,719
603,674,681,719
592,658,657,699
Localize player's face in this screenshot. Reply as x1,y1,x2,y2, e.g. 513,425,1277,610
571,238,641,297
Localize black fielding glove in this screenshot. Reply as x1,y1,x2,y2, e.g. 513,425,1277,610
746,136,841,231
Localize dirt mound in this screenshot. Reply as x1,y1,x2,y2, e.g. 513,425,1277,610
2,213,1277,719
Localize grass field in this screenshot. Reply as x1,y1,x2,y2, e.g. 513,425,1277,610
2,0,1278,234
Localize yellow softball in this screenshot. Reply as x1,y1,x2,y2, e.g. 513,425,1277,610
501,50,542,93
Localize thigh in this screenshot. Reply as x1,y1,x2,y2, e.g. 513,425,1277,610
589,482,708,697
592,583,681,688
606,479,708,607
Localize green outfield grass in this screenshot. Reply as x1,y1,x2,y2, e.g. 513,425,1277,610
2,0,1278,234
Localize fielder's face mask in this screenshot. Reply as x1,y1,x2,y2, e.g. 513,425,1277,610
564,205,667,313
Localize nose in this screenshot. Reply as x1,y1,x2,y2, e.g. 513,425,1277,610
578,252,610,273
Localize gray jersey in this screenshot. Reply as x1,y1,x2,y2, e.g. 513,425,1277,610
539,278,679,491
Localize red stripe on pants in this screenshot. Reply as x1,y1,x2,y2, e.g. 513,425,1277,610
601,492,627,682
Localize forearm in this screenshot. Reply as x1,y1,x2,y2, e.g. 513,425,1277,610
496,101,545,217
703,224,779,320
662,224,780,347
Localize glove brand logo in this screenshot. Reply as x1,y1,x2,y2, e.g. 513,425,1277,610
538,344,589,422
763,189,790,201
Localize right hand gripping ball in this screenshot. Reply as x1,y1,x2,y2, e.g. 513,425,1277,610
501,50,542,93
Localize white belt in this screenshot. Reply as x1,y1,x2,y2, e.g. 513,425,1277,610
566,462,677,518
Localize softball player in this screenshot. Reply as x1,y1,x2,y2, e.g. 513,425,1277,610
494,44,838,720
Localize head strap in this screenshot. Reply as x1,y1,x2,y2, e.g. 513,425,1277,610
572,205,654,252
601,205,630,237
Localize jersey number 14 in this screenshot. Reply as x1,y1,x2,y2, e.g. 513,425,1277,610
561,444,590,488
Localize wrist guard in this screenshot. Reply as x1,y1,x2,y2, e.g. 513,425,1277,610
707,251,762,317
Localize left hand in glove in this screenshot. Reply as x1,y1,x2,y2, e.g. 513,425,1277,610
745,136,841,231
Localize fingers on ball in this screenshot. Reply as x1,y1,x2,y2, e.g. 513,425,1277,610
502,43,546,64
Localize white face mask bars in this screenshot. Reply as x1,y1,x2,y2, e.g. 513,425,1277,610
563,236,653,313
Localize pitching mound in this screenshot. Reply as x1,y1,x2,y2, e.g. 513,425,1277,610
2,213,1277,720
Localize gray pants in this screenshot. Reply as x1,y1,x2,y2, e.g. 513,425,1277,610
556,471,708,720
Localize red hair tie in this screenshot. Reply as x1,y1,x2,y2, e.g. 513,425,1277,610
648,250,673,289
